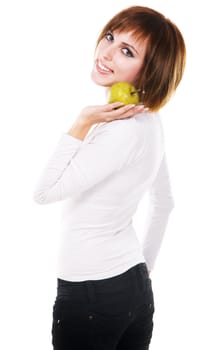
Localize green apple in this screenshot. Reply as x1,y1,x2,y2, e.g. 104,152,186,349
108,82,139,106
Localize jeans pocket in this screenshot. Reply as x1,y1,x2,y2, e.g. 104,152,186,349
52,298,90,348
92,308,131,340
53,298,88,325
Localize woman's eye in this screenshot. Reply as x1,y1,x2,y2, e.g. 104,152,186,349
105,32,114,41
122,48,134,57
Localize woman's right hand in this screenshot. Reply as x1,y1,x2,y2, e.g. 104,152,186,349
75,102,147,127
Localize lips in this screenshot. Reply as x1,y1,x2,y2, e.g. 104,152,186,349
96,60,113,74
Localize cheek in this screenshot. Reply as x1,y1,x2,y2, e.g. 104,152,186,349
94,46,100,59
96,39,109,53
94,41,103,58
119,64,142,83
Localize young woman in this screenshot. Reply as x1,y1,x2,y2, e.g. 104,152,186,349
34,5,186,350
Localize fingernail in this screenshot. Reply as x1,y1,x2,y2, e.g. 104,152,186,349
113,102,124,106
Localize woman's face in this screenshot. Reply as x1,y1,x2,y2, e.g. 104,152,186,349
91,30,147,88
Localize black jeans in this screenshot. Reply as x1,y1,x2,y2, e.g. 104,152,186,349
52,263,155,350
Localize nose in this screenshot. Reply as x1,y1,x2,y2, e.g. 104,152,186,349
102,45,114,61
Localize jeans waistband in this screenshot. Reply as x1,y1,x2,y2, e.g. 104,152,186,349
56,263,149,300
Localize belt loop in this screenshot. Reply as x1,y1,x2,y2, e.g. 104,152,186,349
85,281,96,304
130,264,141,294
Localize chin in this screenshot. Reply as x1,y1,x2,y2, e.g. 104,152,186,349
91,69,114,88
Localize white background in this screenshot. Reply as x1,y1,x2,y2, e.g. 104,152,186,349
0,0,221,349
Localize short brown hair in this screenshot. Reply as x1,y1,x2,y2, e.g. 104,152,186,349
96,6,186,112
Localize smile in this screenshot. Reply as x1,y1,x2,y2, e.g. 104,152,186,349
96,60,113,74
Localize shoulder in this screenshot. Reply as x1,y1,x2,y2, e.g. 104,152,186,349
87,117,136,145
95,111,161,135
133,111,165,144
84,111,164,147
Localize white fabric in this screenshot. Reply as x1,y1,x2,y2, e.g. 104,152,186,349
33,112,174,281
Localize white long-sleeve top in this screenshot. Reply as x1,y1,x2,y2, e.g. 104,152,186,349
33,112,174,281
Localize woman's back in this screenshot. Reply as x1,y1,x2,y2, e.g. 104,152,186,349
34,112,170,281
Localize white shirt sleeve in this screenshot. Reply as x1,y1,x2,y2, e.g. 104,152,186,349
33,121,137,205
141,152,175,272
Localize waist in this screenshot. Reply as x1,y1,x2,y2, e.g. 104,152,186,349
57,223,145,281
56,262,150,299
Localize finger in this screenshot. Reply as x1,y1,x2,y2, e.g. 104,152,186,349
103,106,136,122
110,104,136,116
112,104,144,118
116,105,149,120
132,105,149,114
103,102,125,111
103,104,148,122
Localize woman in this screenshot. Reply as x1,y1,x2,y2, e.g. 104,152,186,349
33,5,186,350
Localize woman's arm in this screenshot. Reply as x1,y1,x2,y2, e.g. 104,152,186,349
67,120,92,141
141,153,175,273
33,103,146,205
33,118,138,205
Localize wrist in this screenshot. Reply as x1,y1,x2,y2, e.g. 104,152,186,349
67,120,92,141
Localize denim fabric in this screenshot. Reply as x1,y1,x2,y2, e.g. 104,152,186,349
52,263,154,350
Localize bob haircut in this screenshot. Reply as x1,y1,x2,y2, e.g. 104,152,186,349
96,6,186,112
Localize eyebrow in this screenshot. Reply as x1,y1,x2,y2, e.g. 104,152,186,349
121,42,139,55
